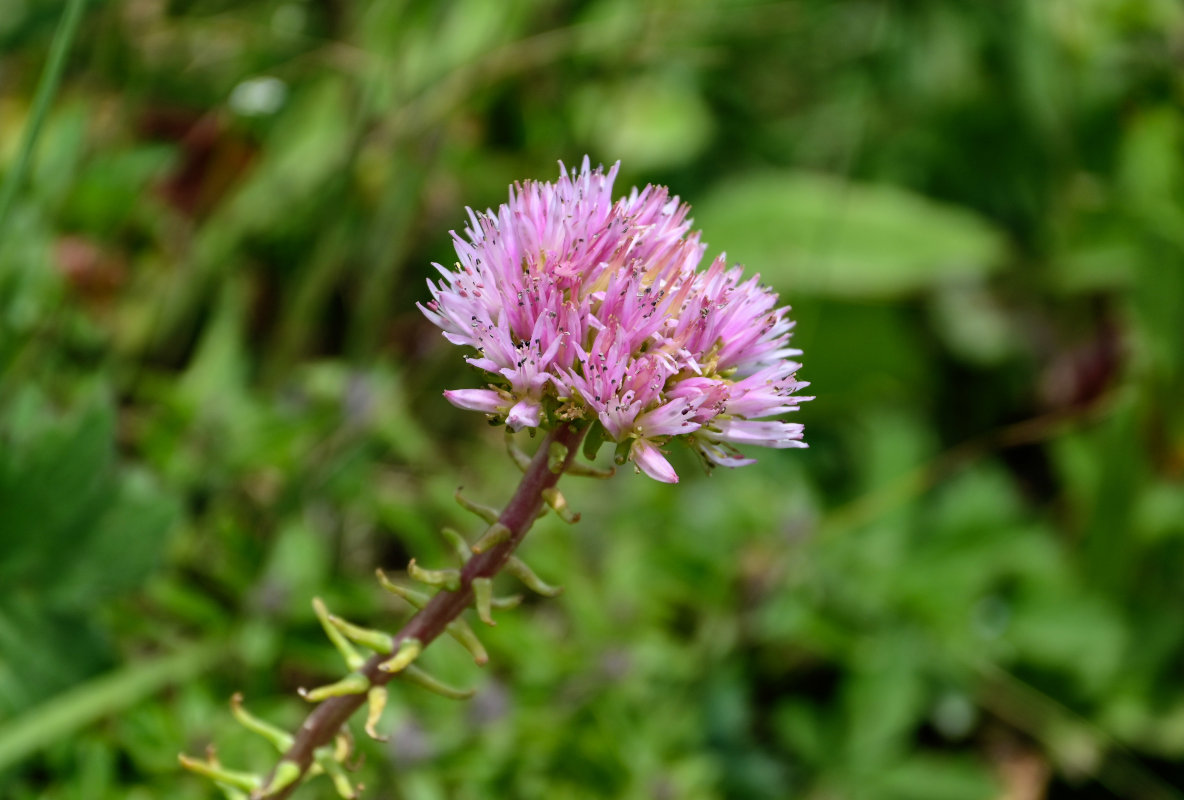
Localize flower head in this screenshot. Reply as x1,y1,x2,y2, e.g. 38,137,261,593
420,158,811,482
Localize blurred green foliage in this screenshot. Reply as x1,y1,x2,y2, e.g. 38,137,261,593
2,0,1184,798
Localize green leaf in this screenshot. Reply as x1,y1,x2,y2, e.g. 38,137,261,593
0,384,180,604
0,597,112,715
1006,590,1126,695
54,468,181,605
571,73,714,170
693,172,1008,297
0,387,117,585
842,634,928,771
1117,105,1184,240
772,700,833,766
878,755,997,800
223,78,353,234
64,144,175,232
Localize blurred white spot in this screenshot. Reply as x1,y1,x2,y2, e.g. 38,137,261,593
229,76,287,117
931,691,977,740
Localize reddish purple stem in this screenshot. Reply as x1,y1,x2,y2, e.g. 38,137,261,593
261,422,585,800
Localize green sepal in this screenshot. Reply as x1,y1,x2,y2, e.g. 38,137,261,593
506,557,563,597
230,693,293,752
259,761,303,797
364,686,388,741
472,577,496,626
472,521,512,554
401,665,476,699
454,486,500,524
505,430,532,471
446,617,489,665
491,593,524,610
379,637,422,674
582,421,607,461
440,527,472,563
542,487,580,523
548,442,570,474
327,613,395,655
408,558,461,591
376,568,430,608
298,671,369,702
314,749,359,799
329,730,352,763
613,440,631,465
566,461,615,479
313,597,364,671
178,753,261,792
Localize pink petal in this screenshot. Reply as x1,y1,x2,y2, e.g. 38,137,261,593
506,399,542,430
444,389,504,414
634,397,701,437
712,419,807,448
631,439,679,484
697,439,758,468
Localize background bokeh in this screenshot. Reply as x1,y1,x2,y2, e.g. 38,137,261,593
3,1,1184,798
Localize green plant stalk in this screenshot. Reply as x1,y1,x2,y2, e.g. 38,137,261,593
0,639,224,771
260,422,585,800
0,0,89,246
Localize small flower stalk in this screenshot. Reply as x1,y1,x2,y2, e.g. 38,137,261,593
182,159,808,799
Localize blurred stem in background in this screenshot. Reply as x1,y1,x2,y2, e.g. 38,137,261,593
0,639,223,773
0,0,87,248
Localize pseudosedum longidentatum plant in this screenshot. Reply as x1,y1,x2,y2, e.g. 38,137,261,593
182,158,811,799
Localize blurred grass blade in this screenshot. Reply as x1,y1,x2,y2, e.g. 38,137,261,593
0,639,223,771
0,0,89,246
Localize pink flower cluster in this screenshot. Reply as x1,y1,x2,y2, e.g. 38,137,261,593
420,159,810,483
